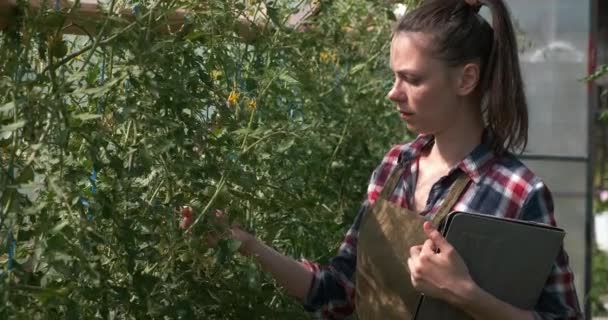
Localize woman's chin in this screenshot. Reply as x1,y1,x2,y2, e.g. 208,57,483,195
402,120,419,133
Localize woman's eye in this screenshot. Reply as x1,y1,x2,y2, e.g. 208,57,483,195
404,76,420,85
408,78,421,85
397,73,420,85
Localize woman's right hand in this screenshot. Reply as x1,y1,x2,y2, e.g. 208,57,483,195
205,209,256,255
180,207,313,300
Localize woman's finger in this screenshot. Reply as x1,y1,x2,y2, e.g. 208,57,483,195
179,206,195,230
421,238,437,255
205,232,220,248
423,221,450,251
407,257,415,275
212,209,232,230
409,244,422,258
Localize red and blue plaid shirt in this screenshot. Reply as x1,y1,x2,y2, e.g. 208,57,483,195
300,134,582,319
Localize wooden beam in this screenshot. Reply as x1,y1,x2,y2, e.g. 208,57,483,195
0,0,321,39
0,0,191,35
0,0,16,30
286,0,321,29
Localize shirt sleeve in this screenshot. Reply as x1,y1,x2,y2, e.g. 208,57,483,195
520,181,584,320
299,203,366,319
298,144,404,319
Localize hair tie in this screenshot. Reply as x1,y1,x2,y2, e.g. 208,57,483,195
464,0,482,13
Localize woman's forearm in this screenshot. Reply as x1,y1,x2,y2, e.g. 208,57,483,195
242,237,314,301
458,281,536,320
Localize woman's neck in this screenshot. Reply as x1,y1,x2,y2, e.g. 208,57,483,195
427,112,484,169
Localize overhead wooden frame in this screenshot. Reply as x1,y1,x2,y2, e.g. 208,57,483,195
0,0,322,40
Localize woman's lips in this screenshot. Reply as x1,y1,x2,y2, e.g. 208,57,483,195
398,110,414,120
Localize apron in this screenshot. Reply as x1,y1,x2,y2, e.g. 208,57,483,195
355,163,470,319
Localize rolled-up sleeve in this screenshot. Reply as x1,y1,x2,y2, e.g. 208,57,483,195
521,181,583,320
299,145,404,318
299,203,367,319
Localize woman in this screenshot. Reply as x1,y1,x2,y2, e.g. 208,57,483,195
207,0,583,318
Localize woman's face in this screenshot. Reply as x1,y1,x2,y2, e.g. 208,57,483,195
388,32,464,135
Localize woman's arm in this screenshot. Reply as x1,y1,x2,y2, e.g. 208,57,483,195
408,222,535,320
456,281,535,320
236,229,314,300
518,182,583,319
202,210,313,300
409,179,583,320
205,208,361,318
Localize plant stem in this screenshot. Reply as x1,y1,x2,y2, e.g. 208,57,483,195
187,174,227,231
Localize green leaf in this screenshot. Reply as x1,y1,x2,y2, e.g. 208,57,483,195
0,101,15,114
587,64,608,81
50,220,70,235
276,138,295,153
0,130,11,140
80,76,124,97
279,72,299,85
185,31,206,42
226,239,242,253
16,166,34,184
1,120,25,132
14,284,70,302
349,63,367,75
600,111,608,123
72,113,102,121
244,263,259,290
266,6,282,28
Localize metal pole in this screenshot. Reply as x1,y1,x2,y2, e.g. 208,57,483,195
586,0,600,317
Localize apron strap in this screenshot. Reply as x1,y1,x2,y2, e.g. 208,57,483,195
378,164,470,225
430,173,471,226
378,165,405,201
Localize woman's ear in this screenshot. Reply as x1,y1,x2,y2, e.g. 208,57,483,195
455,63,480,96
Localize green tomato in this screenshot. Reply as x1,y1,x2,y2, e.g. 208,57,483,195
215,188,231,208
202,185,231,208
44,13,65,29
49,38,68,58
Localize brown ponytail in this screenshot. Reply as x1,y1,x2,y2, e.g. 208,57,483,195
478,0,528,153
395,0,528,154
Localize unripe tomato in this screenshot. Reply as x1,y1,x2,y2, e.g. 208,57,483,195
49,37,68,58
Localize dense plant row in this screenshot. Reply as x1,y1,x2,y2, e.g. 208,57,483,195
0,0,414,318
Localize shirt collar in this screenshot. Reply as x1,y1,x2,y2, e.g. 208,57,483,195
398,133,497,184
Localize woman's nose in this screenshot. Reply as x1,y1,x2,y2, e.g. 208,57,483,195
387,83,404,102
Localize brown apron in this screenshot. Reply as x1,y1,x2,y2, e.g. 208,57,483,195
355,164,470,319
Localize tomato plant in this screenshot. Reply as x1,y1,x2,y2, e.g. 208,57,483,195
0,0,416,318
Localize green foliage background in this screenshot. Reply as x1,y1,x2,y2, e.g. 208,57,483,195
3,0,604,318
0,0,416,318
592,63,608,316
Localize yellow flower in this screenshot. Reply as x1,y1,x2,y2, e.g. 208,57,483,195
227,90,240,106
319,51,330,62
247,98,257,110
211,70,221,80
320,51,338,63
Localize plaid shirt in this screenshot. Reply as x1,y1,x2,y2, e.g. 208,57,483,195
300,134,582,319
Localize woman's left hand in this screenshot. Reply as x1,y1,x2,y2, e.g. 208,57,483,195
407,221,475,306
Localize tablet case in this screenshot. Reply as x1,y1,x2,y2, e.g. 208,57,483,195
414,211,565,319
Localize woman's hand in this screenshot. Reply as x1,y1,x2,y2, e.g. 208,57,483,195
179,207,314,299
178,206,255,254
407,221,475,307
178,206,195,230
205,209,256,255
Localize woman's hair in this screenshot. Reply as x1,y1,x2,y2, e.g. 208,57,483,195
395,0,527,154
